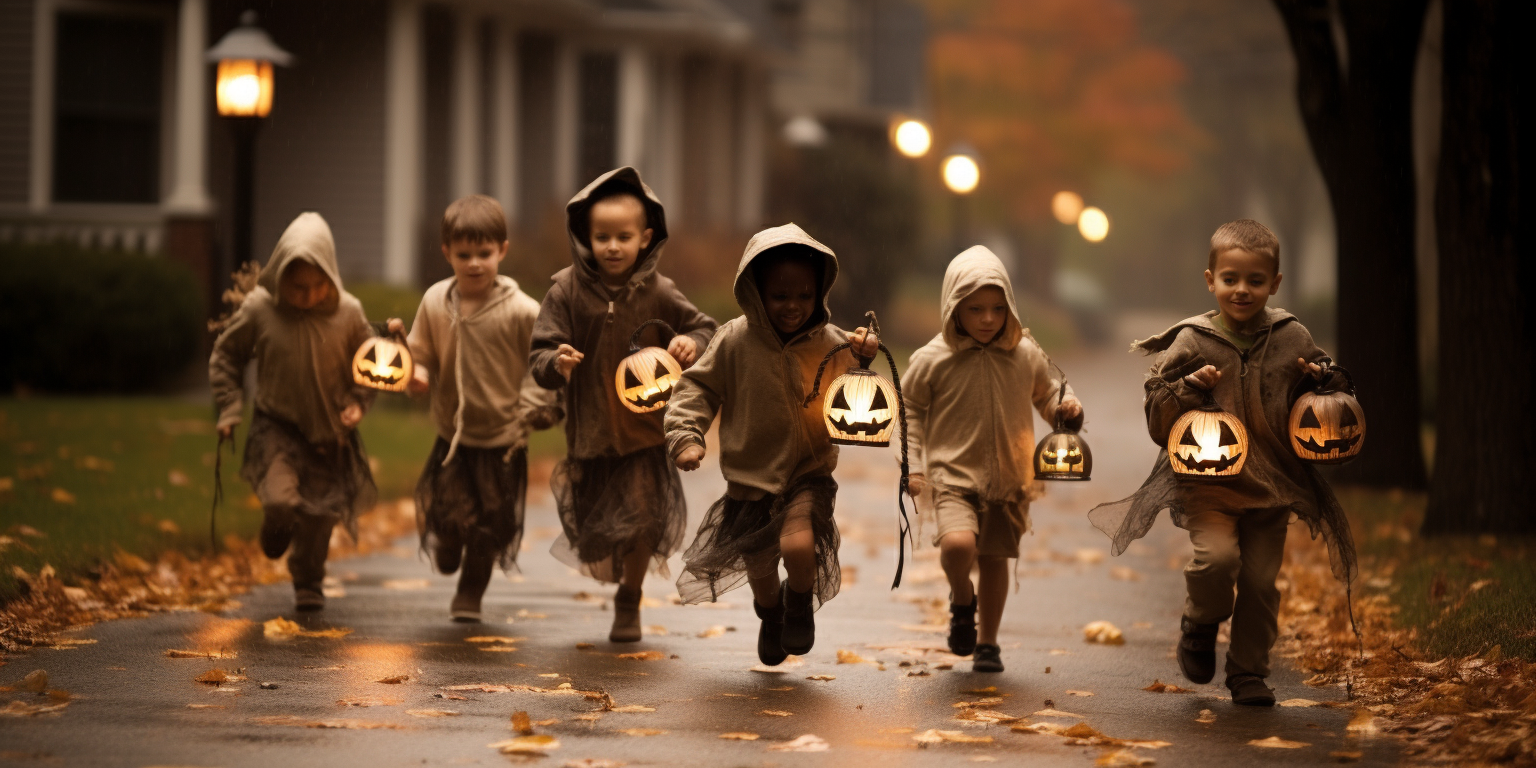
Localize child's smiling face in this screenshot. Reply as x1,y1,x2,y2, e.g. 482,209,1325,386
1205,247,1282,326
588,195,653,285
956,285,1008,345
442,237,507,297
758,259,818,336
278,259,334,310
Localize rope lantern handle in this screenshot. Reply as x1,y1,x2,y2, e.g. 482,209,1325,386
368,320,410,346
209,428,234,552
628,319,679,352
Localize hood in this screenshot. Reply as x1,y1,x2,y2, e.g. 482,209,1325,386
564,166,669,288
1132,306,1297,355
940,245,1025,351
732,223,839,340
257,212,344,313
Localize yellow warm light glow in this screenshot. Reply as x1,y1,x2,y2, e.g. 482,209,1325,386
216,59,274,117
1052,191,1084,224
892,120,931,158
1078,206,1109,242
942,155,979,194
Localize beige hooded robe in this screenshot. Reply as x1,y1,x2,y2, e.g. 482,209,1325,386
904,246,1072,504
210,212,375,446
664,223,864,498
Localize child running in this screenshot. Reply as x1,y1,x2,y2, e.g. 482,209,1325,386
210,212,377,612
904,246,1082,673
665,224,877,665
388,194,560,622
530,168,717,642
1090,219,1356,705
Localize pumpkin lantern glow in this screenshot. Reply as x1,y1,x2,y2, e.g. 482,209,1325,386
1033,372,1091,481
615,320,684,414
1167,402,1249,481
1289,365,1365,464
352,332,413,392
823,367,899,446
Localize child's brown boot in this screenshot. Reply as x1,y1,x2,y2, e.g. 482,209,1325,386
781,584,815,655
1226,674,1275,706
294,583,325,612
754,596,787,666
450,592,482,622
972,643,1003,672
1178,616,1219,684
432,529,463,575
610,586,642,643
452,543,493,622
260,506,296,559
948,595,977,656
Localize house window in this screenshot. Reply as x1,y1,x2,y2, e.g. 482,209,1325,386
52,12,165,204
577,52,617,188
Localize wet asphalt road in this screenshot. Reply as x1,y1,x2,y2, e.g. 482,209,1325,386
0,342,1398,767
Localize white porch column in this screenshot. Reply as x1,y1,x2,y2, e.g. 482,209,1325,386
449,11,481,199
615,45,650,171
164,0,212,214
551,39,579,200
383,0,423,286
734,64,764,231
651,54,683,225
28,0,56,211
490,20,519,227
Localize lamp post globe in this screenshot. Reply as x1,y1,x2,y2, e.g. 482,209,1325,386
891,119,931,158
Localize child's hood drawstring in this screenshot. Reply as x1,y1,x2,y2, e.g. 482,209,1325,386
443,308,467,465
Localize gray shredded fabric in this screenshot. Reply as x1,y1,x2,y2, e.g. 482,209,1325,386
241,411,376,539
549,445,686,583
415,438,528,572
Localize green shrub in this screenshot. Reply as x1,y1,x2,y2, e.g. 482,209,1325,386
349,282,425,331
0,242,201,393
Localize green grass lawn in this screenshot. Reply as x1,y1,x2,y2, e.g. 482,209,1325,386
0,396,566,603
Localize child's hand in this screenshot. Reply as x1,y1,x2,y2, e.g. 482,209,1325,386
386,317,405,336
555,344,584,379
1296,357,1324,379
850,327,879,359
1184,365,1222,390
407,370,430,395
218,425,234,440
907,473,927,496
668,335,699,368
339,403,363,428
675,444,705,471
1058,395,1083,421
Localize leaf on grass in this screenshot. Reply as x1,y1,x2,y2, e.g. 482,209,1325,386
913,729,993,745
164,649,237,659
1082,621,1125,645
168,469,191,487
157,519,181,534
254,715,402,730
376,675,410,684
1142,680,1192,693
1196,709,1216,724
617,728,668,736
610,705,655,713
760,709,793,717
1096,749,1155,766
616,651,667,661
1248,737,1309,749
337,696,400,707
768,734,829,752
512,710,533,734
807,675,836,681
50,488,76,504
407,708,460,717
489,734,561,755
719,732,760,740
381,579,431,590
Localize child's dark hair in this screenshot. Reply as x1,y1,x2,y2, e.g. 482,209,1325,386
751,244,823,292
442,194,508,246
1208,219,1280,272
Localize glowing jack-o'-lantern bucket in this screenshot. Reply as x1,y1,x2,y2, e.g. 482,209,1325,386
1289,364,1366,464
1032,372,1091,481
615,319,684,414
1167,401,1249,481
352,330,413,392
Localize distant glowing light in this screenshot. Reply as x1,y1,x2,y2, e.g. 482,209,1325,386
215,59,274,117
1078,207,1109,242
892,120,931,158
942,154,980,195
1052,191,1085,225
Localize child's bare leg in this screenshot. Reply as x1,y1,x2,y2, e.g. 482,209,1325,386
939,531,978,603
975,555,1010,645
779,490,817,594
748,569,782,607
620,541,652,593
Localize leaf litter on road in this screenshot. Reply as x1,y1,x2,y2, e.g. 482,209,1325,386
1248,736,1309,749
913,729,992,745
262,617,353,640
489,734,561,755
616,728,667,736
406,708,460,717
337,696,400,707
164,649,237,659
768,734,829,752
1141,680,1192,693
254,715,403,730
616,650,666,661
1083,621,1125,645
719,732,759,740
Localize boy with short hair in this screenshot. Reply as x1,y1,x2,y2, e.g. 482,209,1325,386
389,194,559,622
210,212,378,612
1091,219,1356,706
530,167,717,642
904,245,1082,673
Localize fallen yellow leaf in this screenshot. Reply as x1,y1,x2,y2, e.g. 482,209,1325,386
1249,736,1309,749
807,675,836,681
617,728,668,736
1278,698,1321,707
610,705,656,713
164,649,237,659
719,732,760,740
1142,680,1192,693
913,729,993,744
490,734,560,755
1196,709,1216,724
768,734,829,752
511,710,533,734
376,675,409,684
50,488,76,504
406,708,460,717
254,715,401,730
760,709,793,717
617,650,667,661
1083,621,1125,645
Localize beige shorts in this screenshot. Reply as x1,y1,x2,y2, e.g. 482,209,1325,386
930,484,1029,559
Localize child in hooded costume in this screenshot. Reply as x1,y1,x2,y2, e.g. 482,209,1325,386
210,212,378,611
665,224,878,666
1089,220,1356,706
389,195,562,622
530,168,717,642
904,246,1082,673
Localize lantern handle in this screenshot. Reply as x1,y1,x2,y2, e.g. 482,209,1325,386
1319,361,1355,395
368,320,409,345
627,319,679,353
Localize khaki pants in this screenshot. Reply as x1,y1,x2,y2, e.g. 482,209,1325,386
1183,507,1290,679
259,456,338,590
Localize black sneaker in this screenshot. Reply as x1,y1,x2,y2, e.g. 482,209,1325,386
948,595,978,656
259,507,296,560
1177,616,1219,684
781,584,816,656
294,584,326,612
1227,674,1275,706
432,531,463,575
972,643,1004,673
754,596,787,666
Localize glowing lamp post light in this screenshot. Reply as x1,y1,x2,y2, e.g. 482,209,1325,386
1078,206,1109,242
207,11,292,274
891,119,932,158
1052,191,1085,225
942,145,980,254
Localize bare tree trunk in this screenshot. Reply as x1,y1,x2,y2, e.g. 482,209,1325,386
1423,0,1532,535
1273,0,1430,489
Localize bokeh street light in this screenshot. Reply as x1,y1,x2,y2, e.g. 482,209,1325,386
1052,191,1085,225
1078,206,1110,242
942,153,980,195
891,119,931,158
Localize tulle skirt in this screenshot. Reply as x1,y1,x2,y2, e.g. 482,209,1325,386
676,474,840,610
240,411,376,538
549,445,686,583
415,439,528,572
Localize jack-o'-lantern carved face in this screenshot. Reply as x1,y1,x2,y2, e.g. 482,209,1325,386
823,368,897,446
1034,430,1092,480
1167,406,1248,480
1289,390,1366,463
615,346,682,414
352,336,413,392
